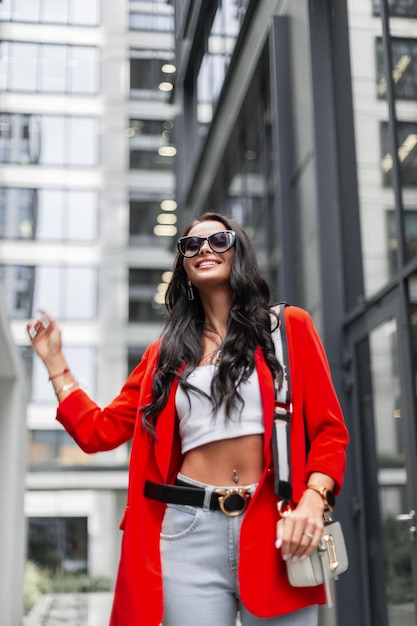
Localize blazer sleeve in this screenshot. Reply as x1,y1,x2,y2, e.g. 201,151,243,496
287,308,349,496
56,342,158,453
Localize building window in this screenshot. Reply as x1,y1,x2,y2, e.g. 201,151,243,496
196,0,244,127
127,346,147,375
29,426,129,467
0,42,99,94
129,0,174,31
129,268,168,322
197,53,227,126
130,49,175,100
0,264,97,320
0,188,98,241
28,517,88,574
0,113,98,166
129,195,177,244
128,119,176,171
31,345,96,402
211,0,242,38
387,209,417,276
29,429,92,468
0,0,100,25
380,121,417,187
376,38,417,100
373,0,417,18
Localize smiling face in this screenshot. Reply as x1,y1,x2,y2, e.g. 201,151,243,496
183,220,235,294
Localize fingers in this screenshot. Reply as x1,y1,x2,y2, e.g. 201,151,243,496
276,513,323,563
27,310,53,341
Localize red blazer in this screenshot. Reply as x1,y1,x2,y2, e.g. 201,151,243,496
57,306,348,625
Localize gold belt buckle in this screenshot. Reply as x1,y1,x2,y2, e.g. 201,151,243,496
215,488,251,516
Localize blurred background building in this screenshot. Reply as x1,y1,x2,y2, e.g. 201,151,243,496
0,1,416,625
0,0,178,622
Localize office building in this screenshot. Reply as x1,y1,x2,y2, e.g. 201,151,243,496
172,1,417,625
0,0,178,613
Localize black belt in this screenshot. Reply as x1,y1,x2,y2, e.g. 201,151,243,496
144,479,252,517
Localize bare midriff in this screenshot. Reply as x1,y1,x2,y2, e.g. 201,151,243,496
179,433,264,486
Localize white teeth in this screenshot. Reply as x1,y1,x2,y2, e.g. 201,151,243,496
198,261,216,268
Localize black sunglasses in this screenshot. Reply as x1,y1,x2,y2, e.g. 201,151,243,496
177,230,236,258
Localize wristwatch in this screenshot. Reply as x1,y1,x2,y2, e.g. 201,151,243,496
306,483,335,511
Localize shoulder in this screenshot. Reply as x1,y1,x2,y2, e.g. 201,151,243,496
270,303,311,325
282,305,307,322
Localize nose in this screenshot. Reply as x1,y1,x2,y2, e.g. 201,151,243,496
198,238,211,254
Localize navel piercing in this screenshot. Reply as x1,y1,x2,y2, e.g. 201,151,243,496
232,469,239,484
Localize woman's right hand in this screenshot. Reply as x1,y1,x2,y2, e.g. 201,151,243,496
27,310,63,364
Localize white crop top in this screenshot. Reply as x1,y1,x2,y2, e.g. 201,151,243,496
175,364,264,454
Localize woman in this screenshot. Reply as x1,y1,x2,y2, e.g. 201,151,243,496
27,212,348,626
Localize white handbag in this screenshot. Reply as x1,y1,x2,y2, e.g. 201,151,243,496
271,304,348,608
286,519,348,607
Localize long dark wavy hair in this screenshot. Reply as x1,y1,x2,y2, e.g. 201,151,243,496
141,212,282,434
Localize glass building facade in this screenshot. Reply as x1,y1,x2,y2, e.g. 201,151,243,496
172,1,417,625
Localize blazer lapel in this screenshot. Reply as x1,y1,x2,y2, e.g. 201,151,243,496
255,348,275,464
153,377,180,482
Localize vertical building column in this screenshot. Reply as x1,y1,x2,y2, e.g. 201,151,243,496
0,303,27,625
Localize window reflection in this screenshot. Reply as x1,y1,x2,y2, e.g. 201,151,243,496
0,42,99,94
197,53,227,126
373,0,417,18
376,38,417,100
129,268,168,322
196,0,245,127
380,121,417,187
129,0,174,32
0,265,97,320
130,49,175,100
0,113,98,166
128,119,175,171
129,195,176,244
0,0,100,25
386,210,417,275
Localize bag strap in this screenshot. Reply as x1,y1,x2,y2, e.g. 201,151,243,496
270,303,293,503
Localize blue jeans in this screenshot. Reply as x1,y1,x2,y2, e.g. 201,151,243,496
160,474,318,626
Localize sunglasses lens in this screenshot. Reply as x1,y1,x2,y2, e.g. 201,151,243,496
178,236,202,257
209,231,235,252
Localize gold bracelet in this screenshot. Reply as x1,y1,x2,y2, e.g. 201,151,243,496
55,381,78,397
306,484,335,511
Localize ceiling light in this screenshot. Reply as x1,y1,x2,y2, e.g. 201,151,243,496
159,82,173,92
157,213,177,225
162,64,176,74
160,200,177,211
158,146,177,157
154,224,177,237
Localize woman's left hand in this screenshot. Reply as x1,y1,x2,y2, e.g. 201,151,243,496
276,471,335,562
276,489,325,562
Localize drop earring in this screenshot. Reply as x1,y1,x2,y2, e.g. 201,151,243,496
187,279,194,301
